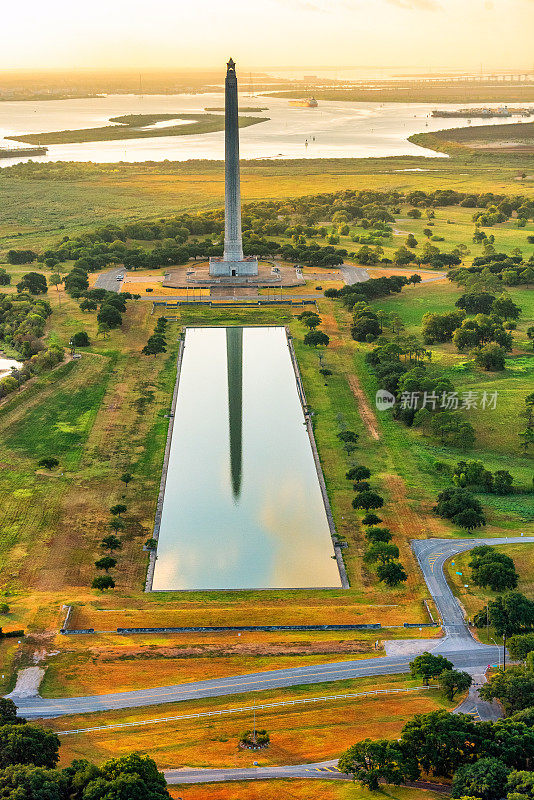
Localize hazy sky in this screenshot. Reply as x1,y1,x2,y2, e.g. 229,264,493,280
2,0,532,72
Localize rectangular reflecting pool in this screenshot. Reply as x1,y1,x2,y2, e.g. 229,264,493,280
151,326,342,590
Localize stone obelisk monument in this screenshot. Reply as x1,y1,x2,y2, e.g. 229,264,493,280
209,59,258,277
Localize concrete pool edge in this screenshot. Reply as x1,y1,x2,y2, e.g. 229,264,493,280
146,325,347,592
145,331,185,593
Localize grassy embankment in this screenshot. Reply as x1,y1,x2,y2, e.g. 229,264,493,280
43,673,453,768
7,113,267,146
410,120,534,156
2,157,534,253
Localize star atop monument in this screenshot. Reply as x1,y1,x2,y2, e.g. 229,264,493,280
227,57,236,72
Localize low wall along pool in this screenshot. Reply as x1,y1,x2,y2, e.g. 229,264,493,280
150,326,342,590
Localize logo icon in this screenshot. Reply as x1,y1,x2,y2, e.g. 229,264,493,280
375,390,395,411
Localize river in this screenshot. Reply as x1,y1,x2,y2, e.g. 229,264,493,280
0,94,528,165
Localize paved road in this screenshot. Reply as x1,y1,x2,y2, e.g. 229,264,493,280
94,267,125,292
13,536,533,721
340,264,370,284
165,760,345,784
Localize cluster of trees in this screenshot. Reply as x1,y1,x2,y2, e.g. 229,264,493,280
519,393,534,453
0,294,64,400
469,545,519,592
365,339,475,447
433,487,486,532
346,461,408,587
449,460,515,494
326,274,412,312
450,253,534,289
92,501,130,590
16,272,48,295
339,708,534,800
62,277,133,336
299,311,330,347
480,656,534,716
0,697,170,799
474,592,534,638
422,295,520,371
143,317,168,356
409,651,472,699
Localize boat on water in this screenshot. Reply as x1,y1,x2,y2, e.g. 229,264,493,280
0,145,48,159
289,97,318,108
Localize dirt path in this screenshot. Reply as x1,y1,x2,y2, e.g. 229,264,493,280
347,374,380,441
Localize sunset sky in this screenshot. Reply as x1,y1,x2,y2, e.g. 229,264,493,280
2,0,532,72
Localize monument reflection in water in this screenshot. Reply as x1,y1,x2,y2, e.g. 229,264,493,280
151,326,341,590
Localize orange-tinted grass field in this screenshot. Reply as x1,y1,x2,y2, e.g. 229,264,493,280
168,781,445,800
47,678,450,769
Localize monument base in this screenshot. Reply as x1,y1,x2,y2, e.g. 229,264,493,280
209,257,258,277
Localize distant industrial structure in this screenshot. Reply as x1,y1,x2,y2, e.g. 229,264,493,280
0,145,48,159
432,106,534,118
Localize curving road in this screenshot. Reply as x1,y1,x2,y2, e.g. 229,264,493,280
12,536,534,721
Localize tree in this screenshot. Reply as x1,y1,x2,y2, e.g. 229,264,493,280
38,457,59,470
438,669,472,701
474,343,506,371
400,710,479,777
454,508,487,533
80,298,98,312
346,466,371,481
0,764,67,800
430,413,476,449
142,335,167,356
452,757,510,800
409,652,454,685
365,527,392,543
471,551,518,592
0,699,25,726
0,724,60,768
302,313,321,329
507,770,534,800
94,556,117,573
304,330,329,347
90,752,170,800
71,331,90,347
406,234,418,249
92,575,115,590
376,561,407,587
16,272,48,295
110,504,127,517
508,633,534,661
97,321,110,339
49,273,62,304
338,739,418,789
100,535,122,552
494,470,514,494
433,487,485,529
97,304,122,329
364,542,399,564
120,472,133,485
362,513,382,526
492,294,521,321
145,538,158,550
352,490,384,510
109,517,125,532
479,667,534,715
477,592,534,637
